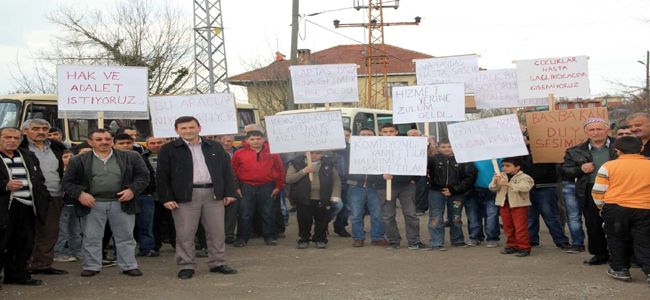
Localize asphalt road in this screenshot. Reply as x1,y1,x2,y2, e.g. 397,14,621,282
2,210,648,299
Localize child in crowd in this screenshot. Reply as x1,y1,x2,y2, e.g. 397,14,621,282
489,157,534,257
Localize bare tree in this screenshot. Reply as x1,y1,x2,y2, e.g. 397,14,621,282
235,60,292,117
12,0,194,94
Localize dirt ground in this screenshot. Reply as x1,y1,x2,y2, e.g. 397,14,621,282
1,210,648,300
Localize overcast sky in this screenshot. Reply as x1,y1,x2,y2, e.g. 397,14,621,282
2,0,649,100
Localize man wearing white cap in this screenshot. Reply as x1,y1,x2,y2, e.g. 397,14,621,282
561,118,616,265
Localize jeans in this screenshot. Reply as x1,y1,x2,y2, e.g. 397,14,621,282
81,201,137,272
347,185,385,241
135,194,155,254
528,187,570,246
54,204,83,257
237,182,276,242
562,181,585,247
465,188,500,241
329,200,344,223
429,191,465,247
280,188,289,226
380,184,420,245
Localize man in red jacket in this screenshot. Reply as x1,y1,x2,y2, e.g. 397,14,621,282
232,130,285,247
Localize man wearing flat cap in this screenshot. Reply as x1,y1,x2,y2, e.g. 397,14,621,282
561,118,617,265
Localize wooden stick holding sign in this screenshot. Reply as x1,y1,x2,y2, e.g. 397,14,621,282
386,175,392,201
306,152,314,182
98,112,105,129
491,159,500,175
548,93,555,111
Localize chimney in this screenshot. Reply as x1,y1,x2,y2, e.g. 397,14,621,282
297,49,311,64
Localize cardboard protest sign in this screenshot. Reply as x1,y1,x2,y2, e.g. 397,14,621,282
149,94,238,138
392,83,465,123
447,114,528,163
265,110,346,153
289,64,359,104
348,136,428,176
415,55,479,93
474,69,547,109
525,107,608,163
57,65,148,112
515,56,590,99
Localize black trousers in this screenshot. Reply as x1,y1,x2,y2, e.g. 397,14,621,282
224,200,239,241
415,176,430,212
581,183,608,256
153,200,175,250
0,202,36,281
296,201,328,243
602,204,650,274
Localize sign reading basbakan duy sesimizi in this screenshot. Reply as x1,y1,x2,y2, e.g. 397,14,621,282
348,136,428,176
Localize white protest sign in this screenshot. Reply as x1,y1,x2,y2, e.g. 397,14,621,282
475,69,548,109
392,83,465,123
415,55,479,93
515,55,590,99
149,94,238,138
57,65,148,112
289,64,359,104
348,136,428,176
265,110,346,153
447,114,528,163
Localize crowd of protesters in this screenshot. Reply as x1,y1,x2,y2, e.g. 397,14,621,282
0,112,649,288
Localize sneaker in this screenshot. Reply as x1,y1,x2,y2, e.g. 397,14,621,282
415,211,425,216
515,250,531,257
466,240,481,247
297,242,309,249
606,268,631,281
565,245,585,254
353,240,364,247
54,255,78,263
137,250,160,257
556,243,572,251
386,242,400,250
485,241,499,248
408,242,426,250
233,240,247,247
196,248,208,257
430,246,447,252
265,239,278,246
452,243,469,248
102,259,117,268
315,242,327,249
530,242,541,247
500,247,518,255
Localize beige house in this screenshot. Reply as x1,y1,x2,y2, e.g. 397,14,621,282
229,44,480,117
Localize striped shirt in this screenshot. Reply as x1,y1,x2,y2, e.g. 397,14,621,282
592,154,650,209
1,151,32,205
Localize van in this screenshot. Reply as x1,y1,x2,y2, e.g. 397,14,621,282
274,107,417,135
0,93,261,144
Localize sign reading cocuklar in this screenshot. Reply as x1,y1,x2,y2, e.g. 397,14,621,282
56,65,149,112
289,64,359,104
447,114,529,163
391,83,465,124
265,110,346,154
348,136,428,176
149,94,238,138
515,55,590,99
525,107,608,163
414,54,479,93
474,69,548,109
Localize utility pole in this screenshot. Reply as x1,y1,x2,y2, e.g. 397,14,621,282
645,51,650,112
286,0,300,110
334,0,420,109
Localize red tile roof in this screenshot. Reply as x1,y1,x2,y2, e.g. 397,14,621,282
228,44,433,84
